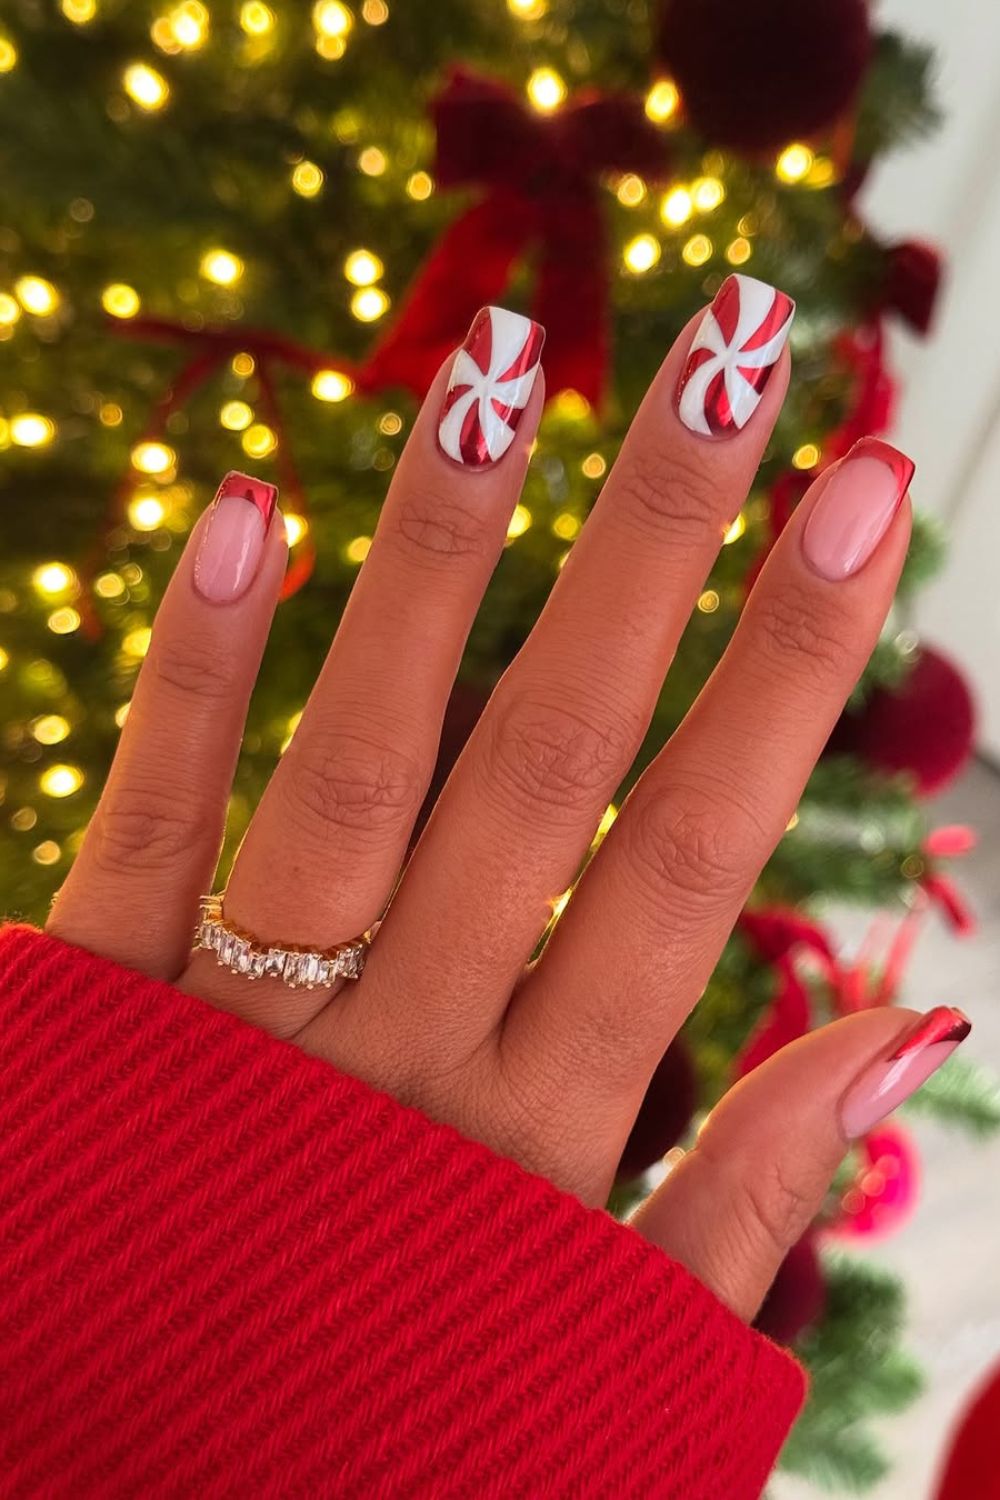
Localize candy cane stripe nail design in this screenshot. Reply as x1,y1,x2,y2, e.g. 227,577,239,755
438,306,545,469
676,274,795,438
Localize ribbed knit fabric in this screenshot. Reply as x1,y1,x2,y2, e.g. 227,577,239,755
0,924,804,1498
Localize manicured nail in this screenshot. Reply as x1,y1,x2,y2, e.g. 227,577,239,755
194,470,278,603
676,274,794,438
437,305,545,469
802,437,914,582
840,1006,971,1139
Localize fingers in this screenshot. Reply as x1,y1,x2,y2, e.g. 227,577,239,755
504,439,914,1169
630,1006,971,1320
48,473,287,979
183,307,545,1034
329,277,793,1079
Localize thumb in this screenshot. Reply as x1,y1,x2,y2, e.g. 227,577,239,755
629,1005,970,1322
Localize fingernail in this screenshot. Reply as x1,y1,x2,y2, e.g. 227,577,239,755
802,437,914,582
676,274,794,438
194,470,278,603
437,305,545,469
840,1006,971,1139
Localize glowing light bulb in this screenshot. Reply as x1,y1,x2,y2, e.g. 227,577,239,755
361,0,389,20
102,283,141,318
123,626,152,658
682,233,713,267
39,764,84,798
242,423,277,458
358,146,386,175
100,402,124,426
123,62,170,110
793,443,820,470
11,414,56,447
406,171,433,200
220,400,254,431
240,1,274,34
508,0,546,16
284,513,308,545
95,572,126,598
691,176,725,212
645,80,679,123
200,249,244,285
131,440,174,475
61,0,98,20
775,143,814,184
313,1,353,36
527,67,566,113
0,36,17,73
723,512,746,545
15,276,60,316
345,535,372,563
0,293,20,325
623,233,660,274
232,352,255,377
553,390,590,421
47,607,81,634
552,511,581,540
581,452,606,479
351,286,389,322
169,1,208,48
725,237,752,266
660,186,693,228
506,504,532,539
344,248,383,286
311,369,354,402
616,174,646,208
33,841,62,866
697,589,720,613
0,647,8,671
33,562,75,596
128,494,166,530
292,160,324,197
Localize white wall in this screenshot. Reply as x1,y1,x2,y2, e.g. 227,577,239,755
860,5,1000,758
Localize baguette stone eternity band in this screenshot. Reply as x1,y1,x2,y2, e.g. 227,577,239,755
195,894,369,989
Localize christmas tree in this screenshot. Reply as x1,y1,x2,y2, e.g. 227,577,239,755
1,0,998,1488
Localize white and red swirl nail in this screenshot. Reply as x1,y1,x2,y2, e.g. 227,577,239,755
438,305,545,469
676,274,794,438
840,1006,971,1139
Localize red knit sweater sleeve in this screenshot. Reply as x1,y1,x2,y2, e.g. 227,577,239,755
0,924,804,1498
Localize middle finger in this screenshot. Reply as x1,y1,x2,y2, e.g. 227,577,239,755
318,276,794,1076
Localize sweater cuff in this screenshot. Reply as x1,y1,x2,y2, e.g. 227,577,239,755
0,924,804,1498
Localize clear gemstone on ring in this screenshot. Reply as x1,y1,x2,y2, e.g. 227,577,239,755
231,938,252,975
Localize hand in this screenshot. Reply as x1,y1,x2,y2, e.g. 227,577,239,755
48,287,968,1323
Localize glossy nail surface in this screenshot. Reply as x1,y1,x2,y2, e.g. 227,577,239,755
676,274,794,438
840,1006,971,1139
438,305,545,469
194,470,278,603
802,437,914,582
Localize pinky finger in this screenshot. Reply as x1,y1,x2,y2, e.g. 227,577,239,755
630,1006,971,1322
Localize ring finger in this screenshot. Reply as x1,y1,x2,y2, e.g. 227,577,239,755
183,306,546,1034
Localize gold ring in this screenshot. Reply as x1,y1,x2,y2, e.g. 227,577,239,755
195,894,369,989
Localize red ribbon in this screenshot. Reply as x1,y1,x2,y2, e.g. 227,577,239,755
362,69,672,405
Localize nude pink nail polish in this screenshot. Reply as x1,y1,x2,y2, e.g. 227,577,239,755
194,470,278,603
840,1006,971,1139
801,437,914,582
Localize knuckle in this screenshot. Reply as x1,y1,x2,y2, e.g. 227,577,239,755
392,485,493,565
95,778,206,875
616,442,725,545
624,782,759,917
483,691,635,820
752,582,855,681
730,1156,816,1264
282,732,426,848
151,636,242,703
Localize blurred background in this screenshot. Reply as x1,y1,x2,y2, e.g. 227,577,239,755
0,1,997,1494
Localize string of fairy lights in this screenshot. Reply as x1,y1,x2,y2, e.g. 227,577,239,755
0,0,833,875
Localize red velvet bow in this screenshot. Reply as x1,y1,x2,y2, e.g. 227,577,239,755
361,69,672,405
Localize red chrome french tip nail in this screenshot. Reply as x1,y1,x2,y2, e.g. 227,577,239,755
193,470,278,604
437,305,545,470
676,274,794,439
840,1006,971,1139
802,436,915,582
